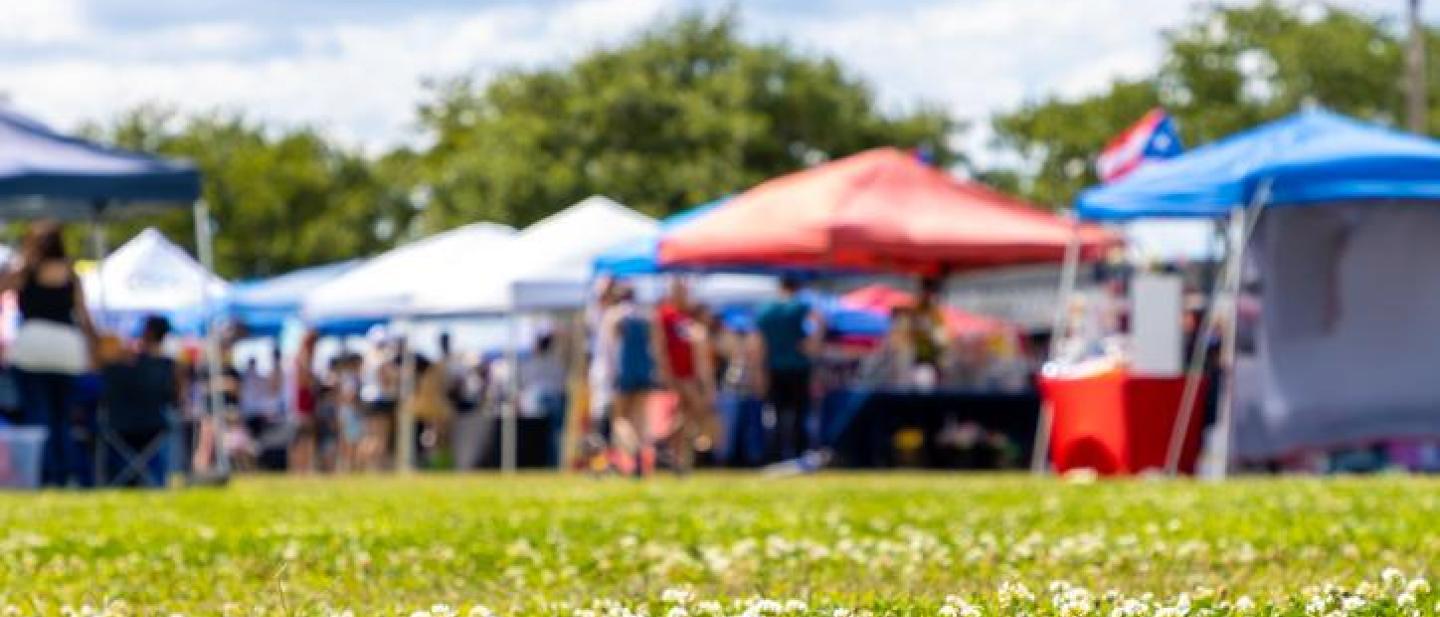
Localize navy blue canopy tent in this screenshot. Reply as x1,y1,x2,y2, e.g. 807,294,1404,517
1067,107,1440,476
0,107,201,216
0,106,231,476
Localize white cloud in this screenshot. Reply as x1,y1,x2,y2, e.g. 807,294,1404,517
0,0,89,44
0,0,1427,160
0,0,671,150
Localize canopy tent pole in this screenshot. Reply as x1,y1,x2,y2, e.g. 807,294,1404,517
90,201,109,486
1164,181,1269,476
194,199,229,477
1031,217,1083,474
502,310,520,473
396,319,417,473
88,201,108,320
1210,188,1264,479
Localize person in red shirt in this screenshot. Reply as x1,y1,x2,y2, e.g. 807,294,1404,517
288,330,319,473
653,278,717,473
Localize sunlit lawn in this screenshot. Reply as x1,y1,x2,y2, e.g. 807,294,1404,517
1,473,1436,616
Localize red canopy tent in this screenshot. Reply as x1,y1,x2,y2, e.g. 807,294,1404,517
840,284,1006,338
659,148,1115,275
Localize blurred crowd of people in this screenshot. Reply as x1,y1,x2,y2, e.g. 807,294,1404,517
0,220,1040,487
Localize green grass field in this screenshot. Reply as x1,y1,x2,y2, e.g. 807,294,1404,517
2,474,1437,617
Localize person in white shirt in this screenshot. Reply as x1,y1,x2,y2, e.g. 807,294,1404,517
238,349,283,439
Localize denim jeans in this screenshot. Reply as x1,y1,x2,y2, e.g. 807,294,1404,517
15,369,78,487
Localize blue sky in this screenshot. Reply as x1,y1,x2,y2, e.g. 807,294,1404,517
0,0,1428,161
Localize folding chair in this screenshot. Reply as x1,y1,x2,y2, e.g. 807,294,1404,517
96,361,173,488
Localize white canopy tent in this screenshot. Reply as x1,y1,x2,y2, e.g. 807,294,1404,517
414,196,659,315
409,196,657,473
83,228,229,336
301,222,517,322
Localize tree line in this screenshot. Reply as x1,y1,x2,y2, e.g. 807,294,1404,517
84,2,1440,279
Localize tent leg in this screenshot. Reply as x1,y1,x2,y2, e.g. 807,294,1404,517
1164,261,1225,476
396,320,417,473
1210,204,1258,479
1164,183,1268,477
88,213,108,315
502,313,520,473
194,199,229,477
1031,220,1082,475
90,208,108,485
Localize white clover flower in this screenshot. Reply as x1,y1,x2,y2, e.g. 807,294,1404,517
1306,596,1327,616
1340,596,1364,612
1398,593,1417,608
663,589,695,605
784,600,807,614
1356,582,1379,599
1233,596,1255,614
575,609,598,617
1383,568,1407,588
751,599,783,615
939,606,959,617
431,604,458,617
999,582,1035,608
468,607,493,617
697,602,723,616
409,611,432,617
668,607,690,617
1407,578,1431,596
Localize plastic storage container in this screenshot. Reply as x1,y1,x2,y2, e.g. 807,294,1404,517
0,426,47,489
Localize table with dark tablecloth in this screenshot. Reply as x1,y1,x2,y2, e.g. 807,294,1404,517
820,388,1040,468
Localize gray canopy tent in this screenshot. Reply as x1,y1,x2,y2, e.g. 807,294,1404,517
0,105,228,478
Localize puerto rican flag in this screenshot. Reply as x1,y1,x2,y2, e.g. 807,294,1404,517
1096,108,1184,183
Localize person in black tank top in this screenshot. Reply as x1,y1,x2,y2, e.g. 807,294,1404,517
1,221,96,487
17,269,77,324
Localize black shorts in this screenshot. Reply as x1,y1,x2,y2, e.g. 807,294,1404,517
366,399,397,418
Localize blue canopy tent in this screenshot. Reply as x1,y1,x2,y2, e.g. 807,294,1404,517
0,105,232,476
227,260,368,337
594,198,729,276
1078,108,1440,220
1069,107,1440,475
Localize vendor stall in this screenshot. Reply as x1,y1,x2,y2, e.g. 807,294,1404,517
660,148,1115,469
1069,108,1440,474
0,106,225,479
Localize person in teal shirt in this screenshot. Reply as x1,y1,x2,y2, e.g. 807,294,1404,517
752,276,824,462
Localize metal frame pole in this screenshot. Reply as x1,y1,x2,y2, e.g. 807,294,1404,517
1031,218,1083,474
90,206,109,485
1164,181,1268,476
502,310,519,473
194,199,229,476
395,320,417,473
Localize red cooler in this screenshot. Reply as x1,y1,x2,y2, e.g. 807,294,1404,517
1040,369,1207,475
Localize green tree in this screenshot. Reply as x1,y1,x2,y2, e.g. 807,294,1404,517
88,106,416,278
415,12,959,229
992,1,1424,209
